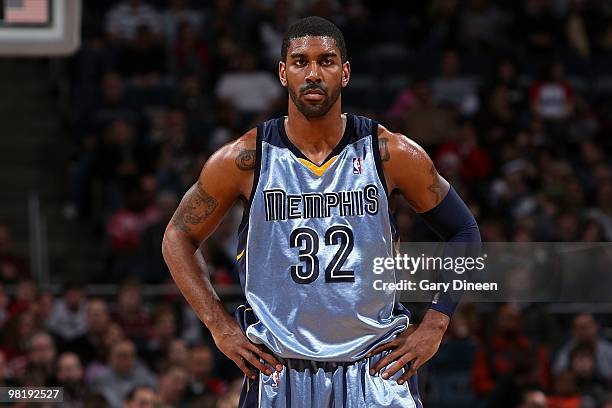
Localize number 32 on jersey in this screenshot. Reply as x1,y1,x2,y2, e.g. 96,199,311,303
289,225,355,284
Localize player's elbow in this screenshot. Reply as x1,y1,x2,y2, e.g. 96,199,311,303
161,223,187,263
161,224,174,263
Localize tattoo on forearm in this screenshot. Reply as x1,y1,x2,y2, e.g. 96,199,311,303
172,180,219,233
427,165,443,204
379,138,390,162
235,149,256,171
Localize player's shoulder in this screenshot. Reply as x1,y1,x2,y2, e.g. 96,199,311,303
209,128,258,172
376,123,429,164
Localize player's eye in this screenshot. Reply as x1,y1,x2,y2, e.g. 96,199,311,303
321,59,333,66
295,59,306,66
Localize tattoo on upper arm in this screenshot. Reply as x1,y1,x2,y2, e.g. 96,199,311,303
172,180,219,233
379,138,390,162
235,149,256,171
427,165,443,204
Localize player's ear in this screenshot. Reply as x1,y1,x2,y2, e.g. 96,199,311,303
279,61,287,87
342,61,350,87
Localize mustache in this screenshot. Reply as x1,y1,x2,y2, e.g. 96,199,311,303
300,83,327,95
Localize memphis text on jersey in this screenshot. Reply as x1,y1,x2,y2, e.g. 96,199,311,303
263,184,380,221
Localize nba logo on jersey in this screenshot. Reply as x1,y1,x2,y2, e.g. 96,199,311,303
353,157,362,174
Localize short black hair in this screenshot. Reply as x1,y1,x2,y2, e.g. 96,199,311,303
281,16,347,63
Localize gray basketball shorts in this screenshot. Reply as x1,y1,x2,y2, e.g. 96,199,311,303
235,304,422,407
237,352,423,408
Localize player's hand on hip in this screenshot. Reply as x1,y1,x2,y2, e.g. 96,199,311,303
367,322,445,385
212,320,283,380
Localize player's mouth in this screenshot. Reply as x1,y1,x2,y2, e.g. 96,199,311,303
302,89,326,102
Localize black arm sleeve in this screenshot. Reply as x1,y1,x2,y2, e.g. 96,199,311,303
418,187,481,316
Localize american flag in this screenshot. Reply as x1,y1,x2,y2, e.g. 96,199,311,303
4,0,49,24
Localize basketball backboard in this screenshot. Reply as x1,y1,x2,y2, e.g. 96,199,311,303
0,0,81,56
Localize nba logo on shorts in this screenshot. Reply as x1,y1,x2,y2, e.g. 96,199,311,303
271,371,280,388
353,157,362,175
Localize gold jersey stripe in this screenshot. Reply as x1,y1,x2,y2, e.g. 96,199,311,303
296,156,338,177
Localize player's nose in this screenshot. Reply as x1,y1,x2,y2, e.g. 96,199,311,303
305,61,322,83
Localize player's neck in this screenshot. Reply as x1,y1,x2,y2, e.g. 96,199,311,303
285,104,345,165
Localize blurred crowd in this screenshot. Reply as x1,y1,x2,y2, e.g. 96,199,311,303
18,0,612,406
0,270,244,407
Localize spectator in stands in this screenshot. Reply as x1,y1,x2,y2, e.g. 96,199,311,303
22,331,57,386
105,0,161,43
420,0,460,51
554,313,612,381
117,25,168,87
113,279,152,345
45,281,88,343
173,74,212,122
518,389,548,408
547,371,581,408
56,352,87,407
425,304,479,406
515,0,561,61
84,322,127,385
434,119,492,185
490,159,537,219
184,344,225,404
585,180,612,240
258,0,293,67
90,339,157,408
483,83,518,135
107,186,161,255
64,298,111,366
492,57,526,110
397,78,458,148
161,0,204,46
529,62,575,121
0,225,29,284
1,310,38,374
171,21,212,80
215,50,282,126
569,344,609,407
472,304,550,398
458,0,509,51
157,365,189,407
123,385,158,408
215,377,243,408
137,192,179,283
166,339,189,369
565,0,591,59
0,350,16,387
143,305,177,370
580,220,607,242
7,279,38,317
88,72,141,131
93,119,143,208
432,49,480,115
36,291,54,325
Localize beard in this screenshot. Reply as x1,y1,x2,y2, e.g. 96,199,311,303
288,81,341,119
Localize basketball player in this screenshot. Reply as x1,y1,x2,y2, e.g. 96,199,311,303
162,17,480,408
